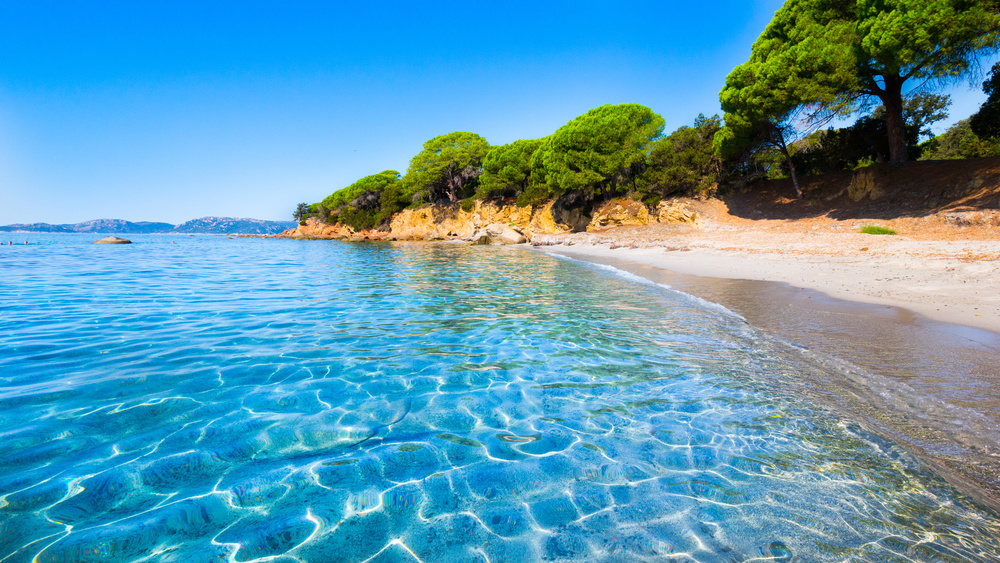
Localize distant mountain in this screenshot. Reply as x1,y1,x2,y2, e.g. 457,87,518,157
171,217,296,235
71,219,176,233
0,217,296,235
0,222,74,233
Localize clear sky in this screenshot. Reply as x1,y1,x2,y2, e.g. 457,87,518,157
0,1,993,225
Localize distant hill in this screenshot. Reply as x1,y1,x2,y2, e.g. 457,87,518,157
171,217,296,234
0,217,296,235
0,222,75,233
71,219,177,233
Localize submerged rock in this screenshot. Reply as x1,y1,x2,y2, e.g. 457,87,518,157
93,236,132,244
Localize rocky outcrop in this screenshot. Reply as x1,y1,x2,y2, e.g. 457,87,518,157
486,224,527,245
275,198,699,244
586,198,702,231
465,223,528,245
388,206,469,241
587,199,649,231
939,209,1000,227
848,169,885,201
278,218,388,240
387,200,587,243
529,202,591,234
93,236,132,244
654,200,702,225
467,231,492,245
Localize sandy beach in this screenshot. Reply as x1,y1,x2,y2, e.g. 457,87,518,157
542,241,1000,333
533,196,1000,335
531,201,1000,512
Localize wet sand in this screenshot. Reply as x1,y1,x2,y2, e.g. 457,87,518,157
532,238,1000,334
540,245,1000,514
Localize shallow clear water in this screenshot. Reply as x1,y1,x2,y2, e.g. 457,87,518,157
1,234,998,562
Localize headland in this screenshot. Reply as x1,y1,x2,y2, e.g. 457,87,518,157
279,157,1000,336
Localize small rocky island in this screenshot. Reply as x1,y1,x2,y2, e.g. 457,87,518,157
93,236,132,244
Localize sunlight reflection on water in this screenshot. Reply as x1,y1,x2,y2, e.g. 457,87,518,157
0,234,998,562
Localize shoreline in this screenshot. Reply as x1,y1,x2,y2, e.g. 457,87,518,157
536,241,1000,335
537,243,1000,514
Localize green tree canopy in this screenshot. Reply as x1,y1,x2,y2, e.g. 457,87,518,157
919,118,1000,160
739,0,1000,166
401,132,490,204
844,92,950,161
532,103,664,203
477,138,544,200
971,62,1000,140
785,92,949,176
317,170,401,230
715,93,811,198
293,202,311,222
900,93,952,141
321,170,400,210
641,114,722,201
715,21,849,198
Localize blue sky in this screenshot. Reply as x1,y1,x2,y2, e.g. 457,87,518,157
0,1,993,224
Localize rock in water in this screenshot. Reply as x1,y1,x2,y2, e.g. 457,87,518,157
467,230,492,245
93,236,132,244
484,224,527,245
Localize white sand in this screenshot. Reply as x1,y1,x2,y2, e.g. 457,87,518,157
539,242,1000,335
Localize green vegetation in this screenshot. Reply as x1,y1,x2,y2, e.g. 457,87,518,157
400,132,490,205
531,104,665,205
728,0,999,166
917,62,1000,160
714,0,1000,196
642,114,722,201
792,93,951,174
321,170,399,211
302,104,687,227
715,21,828,198
859,225,897,235
293,202,310,223
297,3,1000,229
312,170,402,230
478,138,544,201
971,63,1000,140
919,119,1000,160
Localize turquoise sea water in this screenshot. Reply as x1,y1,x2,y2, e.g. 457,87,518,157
1,234,998,562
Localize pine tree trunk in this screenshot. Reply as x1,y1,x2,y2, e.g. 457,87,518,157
786,153,802,199
882,74,909,166
776,136,802,199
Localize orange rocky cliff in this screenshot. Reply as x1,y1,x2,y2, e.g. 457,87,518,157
275,198,701,243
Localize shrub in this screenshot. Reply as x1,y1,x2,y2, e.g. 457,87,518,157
641,114,721,200
642,195,662,208
860,225,896,235
515,184,556,208
919,119,1000,160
